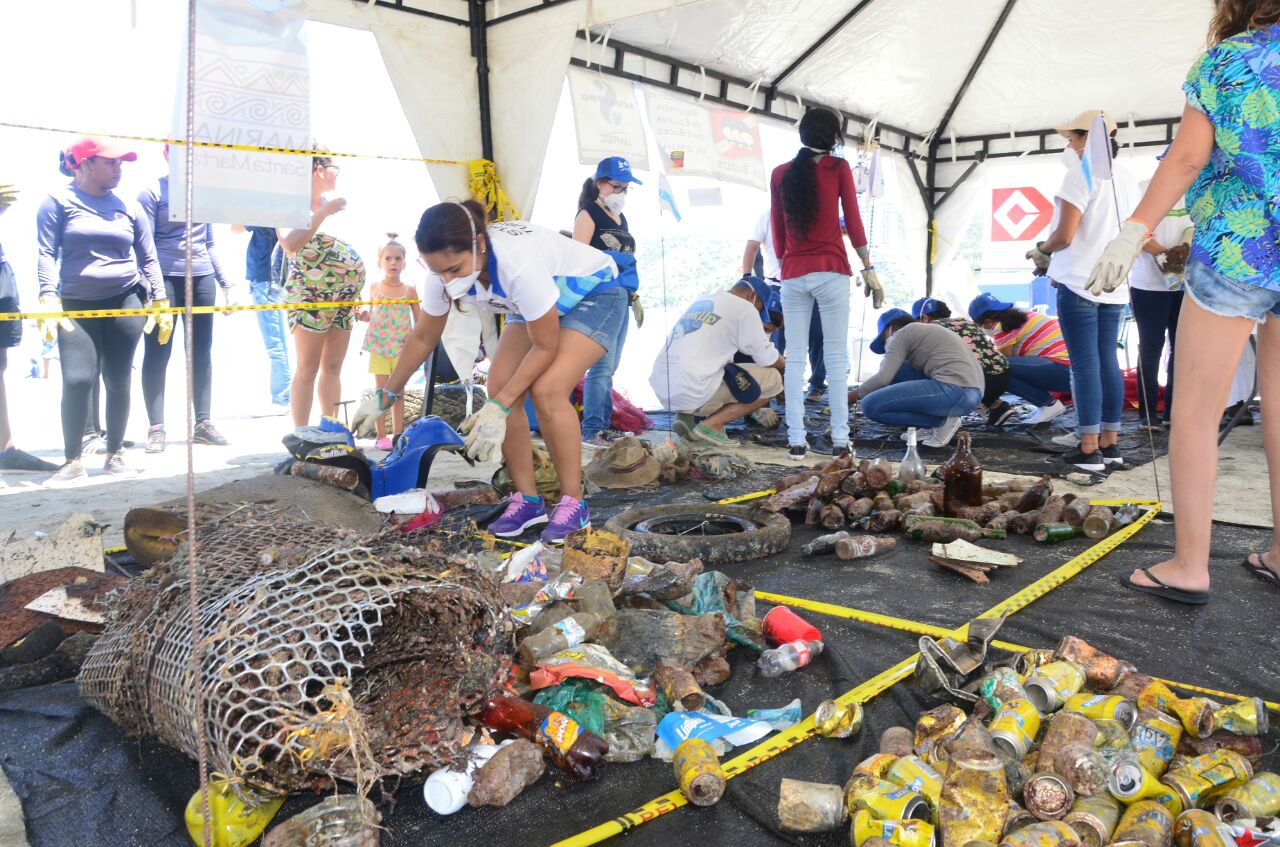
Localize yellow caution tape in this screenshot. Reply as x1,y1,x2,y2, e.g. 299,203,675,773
714,488,774,504
0,298,420,322
469,159,519,222
0,120,467,165
551,501,1162,847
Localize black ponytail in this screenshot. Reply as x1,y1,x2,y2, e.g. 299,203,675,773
781,108,842,240
577,177,600,211
996,308,1029,333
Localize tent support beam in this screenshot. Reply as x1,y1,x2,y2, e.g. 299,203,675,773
489,0,580,27
933,160,981,210
363,0,468,26
769,0,879,91
469,0,495,161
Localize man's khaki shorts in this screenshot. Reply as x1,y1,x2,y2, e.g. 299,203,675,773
690,364,783,416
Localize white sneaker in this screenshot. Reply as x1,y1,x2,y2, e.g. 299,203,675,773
1051,432,1081,448
1022,399,1066,425
922,417,962,448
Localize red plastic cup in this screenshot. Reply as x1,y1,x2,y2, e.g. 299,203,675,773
761,605,821,646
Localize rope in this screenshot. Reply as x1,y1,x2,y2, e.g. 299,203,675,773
0,298,423,322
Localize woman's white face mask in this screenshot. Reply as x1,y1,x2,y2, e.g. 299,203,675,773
425,238,481,299
602,192,626,214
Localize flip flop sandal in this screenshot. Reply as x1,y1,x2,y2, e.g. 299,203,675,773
1243,553,1280,585
1120,568,1210,605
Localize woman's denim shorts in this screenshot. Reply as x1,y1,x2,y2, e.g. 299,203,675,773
1184,259,1280,322
504,286,628,352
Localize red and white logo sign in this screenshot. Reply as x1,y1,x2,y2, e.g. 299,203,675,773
991,187,1053,242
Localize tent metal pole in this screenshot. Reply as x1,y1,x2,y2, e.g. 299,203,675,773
769,0,879,90
365,0,469,27
470,0,495,161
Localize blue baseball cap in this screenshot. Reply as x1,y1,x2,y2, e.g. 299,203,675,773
968,292,1014,322
737,275,774,323
870,308,911,355
911,297,947,319
594,156,643,185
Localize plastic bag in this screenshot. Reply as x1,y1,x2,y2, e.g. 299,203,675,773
531,681,605,737
528,643,656,707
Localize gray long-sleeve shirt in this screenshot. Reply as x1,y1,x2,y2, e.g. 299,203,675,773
137,177,229,287
36,184,164,301
856,322,984,395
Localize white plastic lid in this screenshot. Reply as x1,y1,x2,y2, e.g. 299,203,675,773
423,769,471,815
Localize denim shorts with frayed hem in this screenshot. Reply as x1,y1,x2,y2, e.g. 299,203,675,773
505,286,628,352
1183,259,1280,322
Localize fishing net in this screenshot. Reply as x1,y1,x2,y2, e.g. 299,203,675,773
77,509,512,796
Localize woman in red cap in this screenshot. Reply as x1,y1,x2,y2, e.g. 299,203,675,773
36,137,167,485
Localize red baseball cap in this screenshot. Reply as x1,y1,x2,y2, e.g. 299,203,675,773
65,137,137,167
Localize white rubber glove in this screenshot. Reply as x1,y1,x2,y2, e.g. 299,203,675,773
1087,219,1152,296
629,293,644,328
459,398,510,463
355,388,398,424
861,268,884,309
218,285,241,314
143,299,174,345
750,407,780,429
36,294,74,343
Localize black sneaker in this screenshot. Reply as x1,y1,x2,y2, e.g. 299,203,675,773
44,462,87,487
1100,444,1126,468
193,421,228,446
81,434,108,455
789,444,808,462
987,401,1018,426
0,447,59,473
103,453,138,476
145,425,166,453
833,444,852,459
1063,448,1106,473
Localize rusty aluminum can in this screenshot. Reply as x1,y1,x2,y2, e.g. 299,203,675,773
1054,743,1110,797
858,785,932,823
981,667,1028,712
856,753,902,779
1214,771,1280,822
914,704,967,766
1062,693,1137,731
881,726,916,757
1172,809,1236,847
938,750,1009,847
1159,749,1252,812
1137,681,1215,740
998,820,1082,847
1063,792,1121,847
1024,772,1075,820
1177,732,1263,770
989,698,1041,760
1132,707,1184,778
816,699,864,739
1002,803,1040,838
1024,661,1086,713
1015,649,1057,680
886,755,942,810
673,738,725,806
850,810,936,847
1109,757,1184,816
845,773,905,817
1037,712,1098,776
778,777,846,833
1111,800,1175,847
1210,697,1268,737
1054,635,1136,690
1004,757,1032,800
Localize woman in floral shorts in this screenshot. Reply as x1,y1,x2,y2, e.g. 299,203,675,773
277,149,365,429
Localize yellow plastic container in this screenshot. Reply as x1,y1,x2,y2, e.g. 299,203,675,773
184,778,285,847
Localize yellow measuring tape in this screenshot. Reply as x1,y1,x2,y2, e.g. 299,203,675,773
0,298,421,322
551,501,1162,847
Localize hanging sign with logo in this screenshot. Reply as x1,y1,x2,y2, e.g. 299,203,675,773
644,89,765,189
567,67,650,171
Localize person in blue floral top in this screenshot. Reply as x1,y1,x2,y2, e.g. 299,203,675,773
1088,1,1280,604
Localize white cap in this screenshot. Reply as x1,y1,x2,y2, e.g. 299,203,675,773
422,741,509,815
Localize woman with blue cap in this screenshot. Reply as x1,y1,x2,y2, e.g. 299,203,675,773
573,156,643,446
847,309,983,447
912,296,1014,425
968,293,1071,425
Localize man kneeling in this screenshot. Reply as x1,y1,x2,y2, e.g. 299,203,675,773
650,276,785,447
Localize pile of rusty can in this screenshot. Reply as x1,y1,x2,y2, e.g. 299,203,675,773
775,635,1277,847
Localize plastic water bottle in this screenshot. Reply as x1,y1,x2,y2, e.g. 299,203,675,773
757,639,823,677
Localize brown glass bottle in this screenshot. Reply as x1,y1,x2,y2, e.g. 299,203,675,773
478,694,609,781
941,432,983,517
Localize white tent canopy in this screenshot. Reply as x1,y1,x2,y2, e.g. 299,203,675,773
307,0,1211,287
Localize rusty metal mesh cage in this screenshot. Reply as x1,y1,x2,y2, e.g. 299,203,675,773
78,510,512,795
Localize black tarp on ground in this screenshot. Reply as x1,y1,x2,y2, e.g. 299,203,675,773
2,487,1276,847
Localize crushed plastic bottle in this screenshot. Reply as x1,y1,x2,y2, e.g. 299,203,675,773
757,639,823,677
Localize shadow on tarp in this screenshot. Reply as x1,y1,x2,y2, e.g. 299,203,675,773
1,500,1276,847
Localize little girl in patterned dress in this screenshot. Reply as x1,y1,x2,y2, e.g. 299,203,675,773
359,234,419,450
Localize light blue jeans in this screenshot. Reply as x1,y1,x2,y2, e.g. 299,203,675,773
860,363,982,427
1056,286,1123,436
580,292,631,438
249,278,291,405
782,272,850,446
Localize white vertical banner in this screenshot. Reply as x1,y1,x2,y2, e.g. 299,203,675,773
170,0,311,227
644,89,765,189
566,67,649,170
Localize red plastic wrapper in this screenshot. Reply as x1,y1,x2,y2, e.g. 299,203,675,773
527,644,656,707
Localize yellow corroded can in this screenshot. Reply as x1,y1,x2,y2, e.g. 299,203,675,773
1160,749,1252,812
989,697,1041,760
817,699,865,739
1172,809,1235,847
846,773,903,817
1023,661,1085,712
673,738,725,806
1132,708,1184,778
1063,792,1121,847
1137,680,1215,740
1014,649,1057,680
885,755,942,809
856,753,902,779
1111,800,1175,847
998,820,1082,847
1214,771,1280,822
857,785,931,823
1211,698,1269,737
851,809,936,847
1062,693,1137,731
914,704,966,767
938,750,1009,847
1109,757,1185,816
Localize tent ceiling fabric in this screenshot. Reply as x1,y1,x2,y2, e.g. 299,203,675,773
593,0,1212,137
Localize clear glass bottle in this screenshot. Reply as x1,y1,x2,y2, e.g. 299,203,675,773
899,427,927,483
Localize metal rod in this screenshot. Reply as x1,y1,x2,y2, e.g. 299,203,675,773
470,0,494,161
931,0,1019,147
771,0,879,89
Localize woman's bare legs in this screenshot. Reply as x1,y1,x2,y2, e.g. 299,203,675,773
1248,315,1280,579
317,328,351,419
290,327,324,427
530,330,605,500
487,325,537,496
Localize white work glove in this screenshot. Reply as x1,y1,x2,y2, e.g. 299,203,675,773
750,407,780,429
629,293,644,328
218,285,241,314
356,388,398,424
36,294,74,343
861,268,884,309
1026,242,1052,275
459,398,510,464
1087,219,1152,296
143,299,175,345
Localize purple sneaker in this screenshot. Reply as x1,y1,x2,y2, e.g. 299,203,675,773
540,496,591,545
487,493,548,537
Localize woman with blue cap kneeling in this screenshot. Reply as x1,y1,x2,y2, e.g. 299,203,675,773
847,309,983,448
